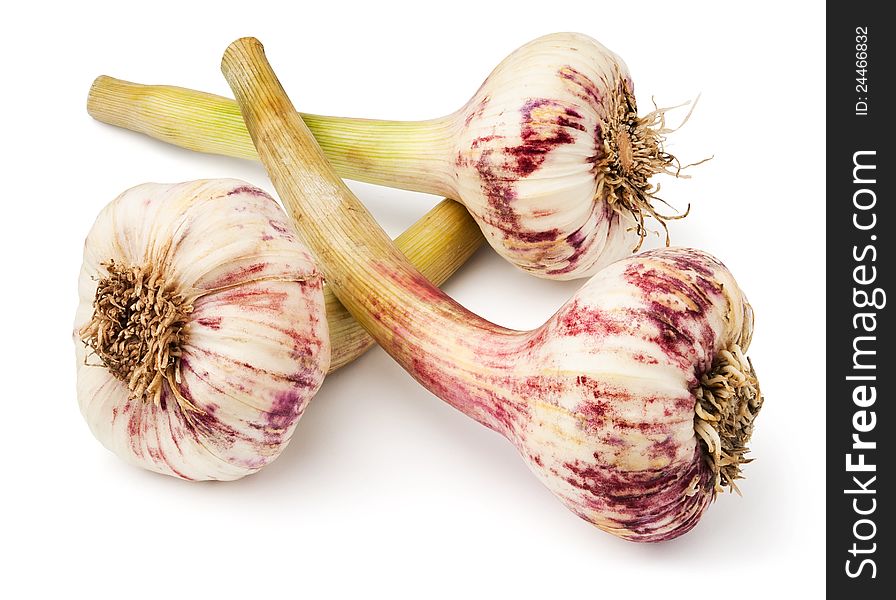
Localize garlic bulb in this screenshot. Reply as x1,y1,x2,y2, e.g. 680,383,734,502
74,179,329,481
222,38,763,541
88,32,685,281
451,32,681,279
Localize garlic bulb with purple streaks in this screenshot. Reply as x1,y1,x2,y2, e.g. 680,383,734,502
88,32,686,280
74,179,329,480
449,32,682,279
222,38,763,541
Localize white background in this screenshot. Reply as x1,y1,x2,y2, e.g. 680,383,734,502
2,1,824,598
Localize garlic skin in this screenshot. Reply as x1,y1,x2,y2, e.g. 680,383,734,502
74,179,329,481
452,32,672,280
511,249,758,539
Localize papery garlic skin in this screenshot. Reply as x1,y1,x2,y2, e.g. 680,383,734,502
74,179,329,481
451,32,659,280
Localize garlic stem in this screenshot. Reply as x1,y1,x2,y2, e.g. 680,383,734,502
87,76,456,197
325,198,483,373
221,39,524,429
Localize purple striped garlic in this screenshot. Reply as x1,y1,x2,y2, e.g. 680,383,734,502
74,179,330,480
222,38,764,542
449,32,684,280
88,32,687,281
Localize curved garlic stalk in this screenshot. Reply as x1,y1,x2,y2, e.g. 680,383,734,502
75,181,483,480
88,32,689,280
221,38,762,542
326,198,483,371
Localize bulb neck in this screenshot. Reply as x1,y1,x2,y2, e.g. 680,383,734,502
87,76,459,197
301,113,458,197
360,263,530,433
